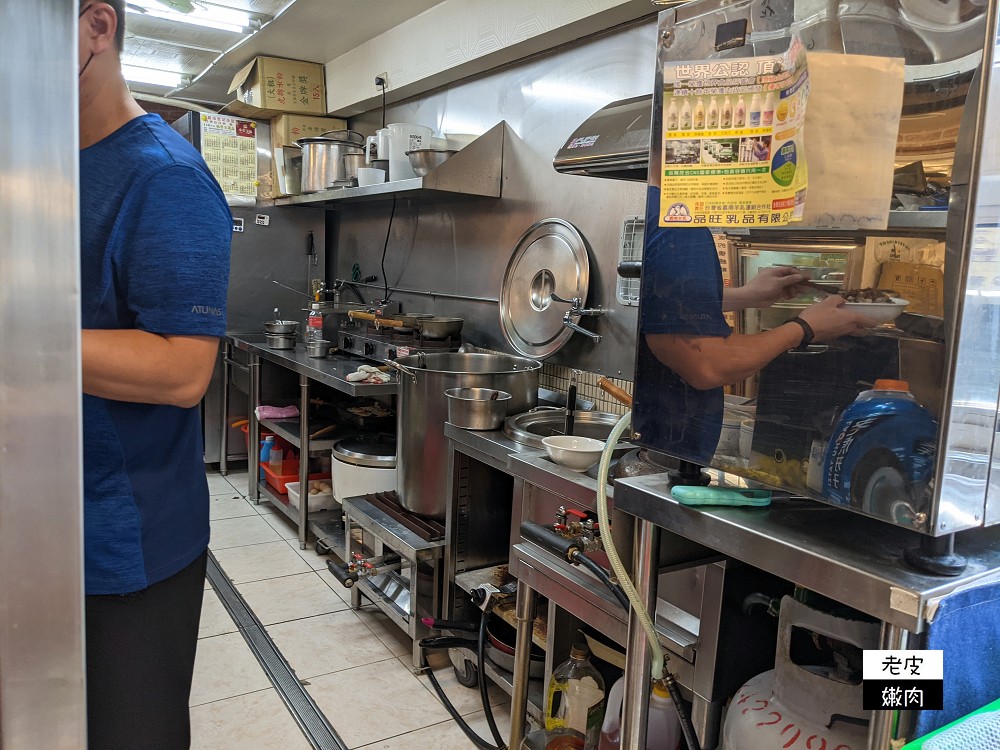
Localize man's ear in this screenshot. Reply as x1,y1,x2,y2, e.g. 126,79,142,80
81,3,118,56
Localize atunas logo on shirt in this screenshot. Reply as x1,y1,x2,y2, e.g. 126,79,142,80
191,305,224,316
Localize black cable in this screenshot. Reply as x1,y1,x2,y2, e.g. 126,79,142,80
424,666,501,750
380,196,397,303
661,672,702,750
477,613,506,749
573,552,630,612
343,283,366,304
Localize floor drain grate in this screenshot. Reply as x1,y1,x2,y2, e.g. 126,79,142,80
206,550,347,750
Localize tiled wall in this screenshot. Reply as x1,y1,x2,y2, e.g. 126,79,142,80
540,364,634,415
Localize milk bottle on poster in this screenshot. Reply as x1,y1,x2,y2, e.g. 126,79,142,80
762,91,776,126
693,98,706,129
666,99,679,130
707,97,719,129
748,93,762,127
733,96,747,127
720,96,733,128
679,99,692,130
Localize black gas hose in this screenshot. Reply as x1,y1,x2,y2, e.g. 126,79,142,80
572,551,630,612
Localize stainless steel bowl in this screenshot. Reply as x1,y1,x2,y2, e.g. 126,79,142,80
265,333,296,350
264,320,299,335
306,340,332,358
445,387,512,430
405,148,457,177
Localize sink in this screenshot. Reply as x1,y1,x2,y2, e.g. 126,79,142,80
503,409,632,452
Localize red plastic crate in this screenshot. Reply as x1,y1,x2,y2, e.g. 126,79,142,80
260,459,330,495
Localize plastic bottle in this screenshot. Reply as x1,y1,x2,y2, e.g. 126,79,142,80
762,91,776,126
707,97,719,129
733,96,747,127
259,435,275,480
598,677,625,750
720,97,733,128
306,307,324,343
546,644,606,750
748,93,762,127
666,99,679,131
269,443,284,474
679,99,692,130
646,682,682,750
693,98,705,130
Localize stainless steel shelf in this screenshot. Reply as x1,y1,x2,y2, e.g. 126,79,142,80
229,335,398,397
259,418,340,453
274,123,506,208
257,480,341,529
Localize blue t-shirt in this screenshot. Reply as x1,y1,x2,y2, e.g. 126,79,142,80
632,188,731,464
80,114,231,595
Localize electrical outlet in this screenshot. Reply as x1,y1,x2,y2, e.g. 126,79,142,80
374,72,387,92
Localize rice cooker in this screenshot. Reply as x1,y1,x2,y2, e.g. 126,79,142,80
331,436,397,504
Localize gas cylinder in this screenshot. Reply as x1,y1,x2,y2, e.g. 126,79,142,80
721,596,879,750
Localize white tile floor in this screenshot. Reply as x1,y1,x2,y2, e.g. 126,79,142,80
193,469,511,750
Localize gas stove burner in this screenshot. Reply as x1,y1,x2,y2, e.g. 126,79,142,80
363,324,392,339
365,491,445,541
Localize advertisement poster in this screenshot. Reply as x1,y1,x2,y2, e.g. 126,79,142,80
199,114,258,199
659,37,809,228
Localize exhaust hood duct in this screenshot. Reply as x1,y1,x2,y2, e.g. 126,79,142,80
552,94,652,182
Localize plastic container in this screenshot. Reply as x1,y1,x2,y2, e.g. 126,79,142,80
286,480,337,512
546,644,606,750
306,308,324,343
259,436,275,480
269,444,284,474
646,682,682,750
260,458,329,495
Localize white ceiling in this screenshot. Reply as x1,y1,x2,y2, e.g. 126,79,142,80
125,0,445,106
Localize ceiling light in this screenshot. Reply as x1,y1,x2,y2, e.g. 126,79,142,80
123,64,187,88
125,1,251,33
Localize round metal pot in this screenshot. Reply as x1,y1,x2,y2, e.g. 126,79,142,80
342,152,367,181
445,387,512,431
265,333,296,350
306,340,332,358
415,316,464,339
297,136,365,192
395,353,540,518
263,319,299,335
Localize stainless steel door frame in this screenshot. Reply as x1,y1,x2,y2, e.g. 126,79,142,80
0,2,87,748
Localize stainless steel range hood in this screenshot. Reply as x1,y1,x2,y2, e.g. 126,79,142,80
552,94,652,182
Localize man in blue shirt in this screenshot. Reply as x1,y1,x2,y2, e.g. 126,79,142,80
79,3,231,747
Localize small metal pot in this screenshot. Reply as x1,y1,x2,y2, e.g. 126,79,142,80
297,132,366,192
306,340,332,358
264,320,299,335
416,316,464,339
265,333,296,350
445,387,511,430
342,152,367,181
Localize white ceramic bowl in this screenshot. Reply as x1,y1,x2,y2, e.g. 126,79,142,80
843,297,909,324
542,435,606,472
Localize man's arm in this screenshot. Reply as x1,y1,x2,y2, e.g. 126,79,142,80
82,330,219,408
648,295,878,390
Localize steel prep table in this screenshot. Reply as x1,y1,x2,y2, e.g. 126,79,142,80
228,334,397,551
611,476,1000,750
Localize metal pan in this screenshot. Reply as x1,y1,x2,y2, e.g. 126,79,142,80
416,316,464,339
263,320,299,335
392,312,433,332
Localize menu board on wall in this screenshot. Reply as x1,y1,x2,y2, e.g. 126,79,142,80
658,37,809,229
198,114,258,201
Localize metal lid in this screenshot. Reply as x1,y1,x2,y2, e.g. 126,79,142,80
499,218,590,359
332,437,396,468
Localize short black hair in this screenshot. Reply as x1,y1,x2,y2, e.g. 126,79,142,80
81,1,126,53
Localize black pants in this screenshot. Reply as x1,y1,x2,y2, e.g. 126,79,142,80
86,550,207,750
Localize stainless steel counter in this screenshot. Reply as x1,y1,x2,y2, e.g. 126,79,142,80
615,474,1000,634
228,335,398,397
443,422,536,473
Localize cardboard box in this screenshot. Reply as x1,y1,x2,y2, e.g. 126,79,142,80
266,114,348,197
226,56,325,118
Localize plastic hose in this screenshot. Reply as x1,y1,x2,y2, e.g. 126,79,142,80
594,412,665,677
424,666,502,750
595,411,702,750
478,613,506,749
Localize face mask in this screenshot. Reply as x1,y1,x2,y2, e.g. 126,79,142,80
78,5,94,78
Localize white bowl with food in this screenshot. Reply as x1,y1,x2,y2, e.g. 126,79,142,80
840,290,909,324
542,435,606,472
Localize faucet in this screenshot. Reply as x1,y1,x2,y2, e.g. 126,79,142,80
551,293,604,343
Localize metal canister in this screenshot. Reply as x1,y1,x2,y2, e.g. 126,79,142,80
394,353,540,518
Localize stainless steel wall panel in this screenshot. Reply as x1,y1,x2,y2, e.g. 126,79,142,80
339,21,657,378
0,1,87,748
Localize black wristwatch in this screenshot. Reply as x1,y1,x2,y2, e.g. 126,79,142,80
787,316,815,349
